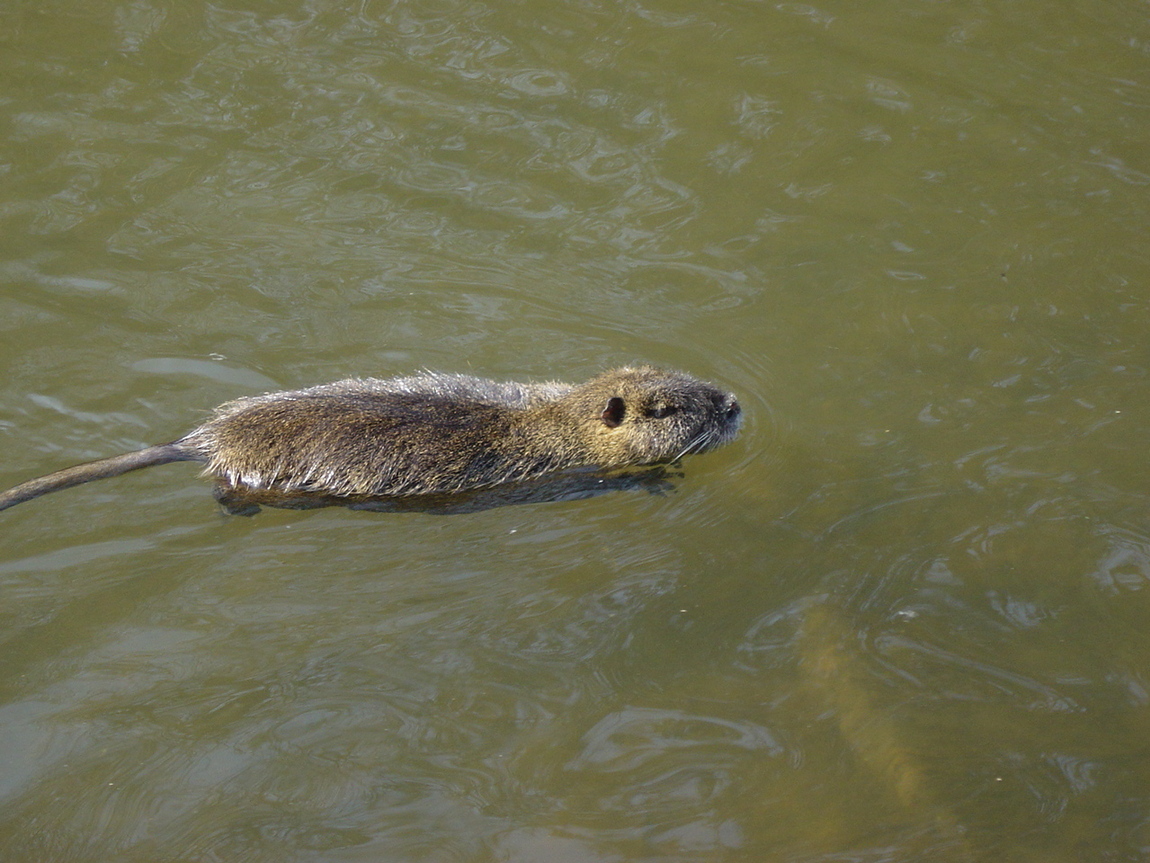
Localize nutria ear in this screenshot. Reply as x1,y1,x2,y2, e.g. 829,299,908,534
600,397,625,428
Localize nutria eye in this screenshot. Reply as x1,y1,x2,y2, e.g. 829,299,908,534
648,405,677,419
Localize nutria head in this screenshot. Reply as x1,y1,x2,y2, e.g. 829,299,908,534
551,366,742,467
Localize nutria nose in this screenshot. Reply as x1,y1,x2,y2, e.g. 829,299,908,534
711,392,740,420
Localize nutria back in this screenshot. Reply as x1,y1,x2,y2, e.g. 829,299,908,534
0,366,741,513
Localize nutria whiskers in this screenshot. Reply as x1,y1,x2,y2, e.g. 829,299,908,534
0,366,741,514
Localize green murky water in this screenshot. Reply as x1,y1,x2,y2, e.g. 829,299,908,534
1,1,1148,860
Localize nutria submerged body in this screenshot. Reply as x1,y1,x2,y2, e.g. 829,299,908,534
0,367,741,513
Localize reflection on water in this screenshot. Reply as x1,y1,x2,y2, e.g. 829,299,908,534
798,602,974,860
1,0,1149,860
215,467,679,515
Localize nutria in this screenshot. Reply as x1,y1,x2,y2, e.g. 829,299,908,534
0,366,741,514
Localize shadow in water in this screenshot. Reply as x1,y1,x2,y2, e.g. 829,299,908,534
214,466,680,516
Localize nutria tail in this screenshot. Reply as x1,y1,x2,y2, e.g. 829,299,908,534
0,443,198,512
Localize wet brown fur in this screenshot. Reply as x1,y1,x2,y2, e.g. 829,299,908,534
0,366,741,512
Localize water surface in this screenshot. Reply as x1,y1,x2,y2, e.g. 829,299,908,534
1,0,1149,860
